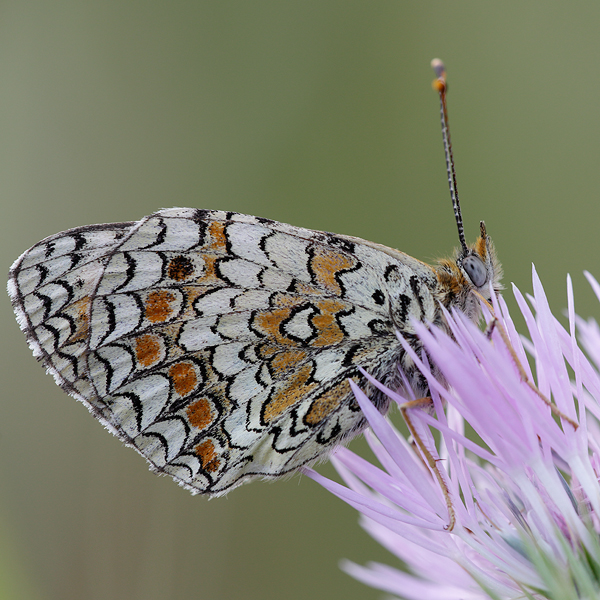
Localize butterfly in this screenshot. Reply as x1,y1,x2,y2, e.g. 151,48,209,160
7,60,502,497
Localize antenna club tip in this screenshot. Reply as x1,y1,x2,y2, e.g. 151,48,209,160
432,78,446,93
430,58,447,93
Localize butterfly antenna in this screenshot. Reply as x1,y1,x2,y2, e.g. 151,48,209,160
431,59,468,254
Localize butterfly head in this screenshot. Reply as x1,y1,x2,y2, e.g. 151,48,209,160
435,221,503,317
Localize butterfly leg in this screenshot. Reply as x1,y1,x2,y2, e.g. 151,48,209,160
399,397,456,531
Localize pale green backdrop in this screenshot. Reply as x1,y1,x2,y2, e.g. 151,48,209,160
2,2,600,600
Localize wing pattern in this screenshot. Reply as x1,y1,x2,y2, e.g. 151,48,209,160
8,208,434,495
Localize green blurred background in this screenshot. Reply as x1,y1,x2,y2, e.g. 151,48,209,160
2,2,600,599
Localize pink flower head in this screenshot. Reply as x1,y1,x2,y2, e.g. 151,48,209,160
306,267,600,600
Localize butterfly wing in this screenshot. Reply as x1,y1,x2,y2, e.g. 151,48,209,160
8,208,438,495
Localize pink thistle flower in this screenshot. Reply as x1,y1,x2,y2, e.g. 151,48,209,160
305,267,600,600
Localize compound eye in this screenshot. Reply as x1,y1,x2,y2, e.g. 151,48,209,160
462,255,487,287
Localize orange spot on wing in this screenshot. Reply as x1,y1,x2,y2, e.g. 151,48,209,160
311,246,355,295
269,349,308,377
168,362,198,396
254,293,321,344
254,295,349,347
145,290,177,323
304,380,351,425
194,439,220,472
186,397,214,430
254,307,292,344
263,363,317,422
134,334,162,367
311,299,346,347
67,296,91,342
195,255,223,286
208,222,228,253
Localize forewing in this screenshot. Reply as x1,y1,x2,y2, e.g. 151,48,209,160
8,208,425,495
